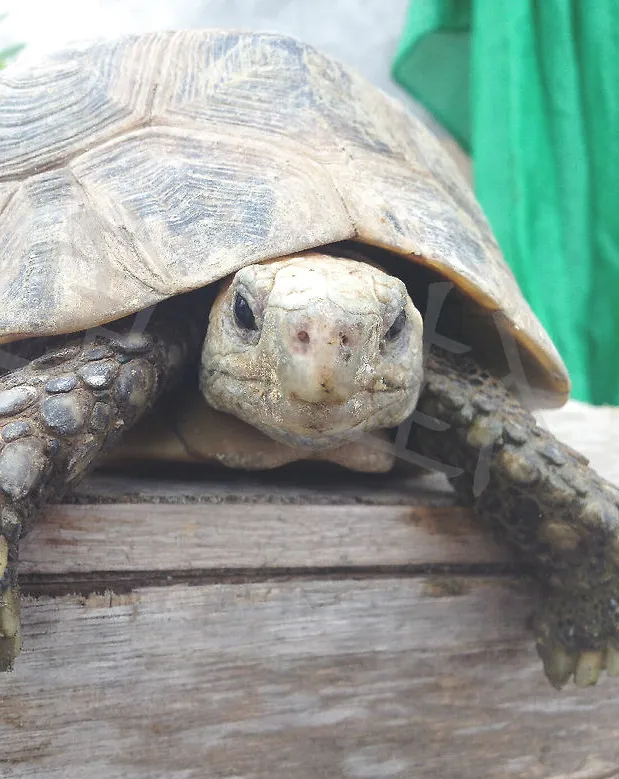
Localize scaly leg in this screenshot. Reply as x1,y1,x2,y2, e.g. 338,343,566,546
0,302,202,669
414,347,619,688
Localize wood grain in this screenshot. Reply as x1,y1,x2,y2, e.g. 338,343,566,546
19,502,508,576
3,580,619,779
5,399,619,777
68,468,457,506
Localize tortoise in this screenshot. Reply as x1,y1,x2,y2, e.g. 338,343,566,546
0,30,618,690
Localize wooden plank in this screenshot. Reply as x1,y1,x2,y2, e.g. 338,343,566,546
68,468,456,506
19,503,508,576
4,399,619,778
2,579,619,779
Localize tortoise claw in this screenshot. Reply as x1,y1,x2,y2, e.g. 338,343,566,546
606,639,619,676
0,587,21,671
533,582,619,687
574,651,604,687
536,641,619,688
537,643,578,689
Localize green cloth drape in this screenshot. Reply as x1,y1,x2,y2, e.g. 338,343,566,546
393,0,619,404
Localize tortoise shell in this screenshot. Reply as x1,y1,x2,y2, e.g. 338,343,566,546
0,30,569,402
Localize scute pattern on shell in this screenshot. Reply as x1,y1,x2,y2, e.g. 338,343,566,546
0,30,568,398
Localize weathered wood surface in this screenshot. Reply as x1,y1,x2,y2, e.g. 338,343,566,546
6,581,619,779
2,400,619,778
19,503,507,576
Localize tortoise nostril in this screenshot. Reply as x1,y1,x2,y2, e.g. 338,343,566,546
340,333,349,346
297,330,310,344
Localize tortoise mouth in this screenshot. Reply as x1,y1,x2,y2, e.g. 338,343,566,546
202,370,418,450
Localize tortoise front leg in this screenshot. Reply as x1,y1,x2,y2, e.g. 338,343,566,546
0,305,201,669
414,347,619,688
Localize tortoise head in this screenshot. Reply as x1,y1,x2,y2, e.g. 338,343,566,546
200,253,424,449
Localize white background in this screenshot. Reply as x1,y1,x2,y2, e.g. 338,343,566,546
0,0,410,98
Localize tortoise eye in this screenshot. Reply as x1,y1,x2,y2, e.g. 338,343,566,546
386,309,406,340
234,293,257,331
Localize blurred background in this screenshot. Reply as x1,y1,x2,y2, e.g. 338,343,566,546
1,0,617,406
0,0,410,97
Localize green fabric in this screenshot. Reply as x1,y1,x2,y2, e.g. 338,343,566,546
393,0,619,404
393,0,472,149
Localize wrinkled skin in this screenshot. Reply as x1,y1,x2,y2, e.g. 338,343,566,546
417,349,619,688
201,254,424,449
0,252,618,688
